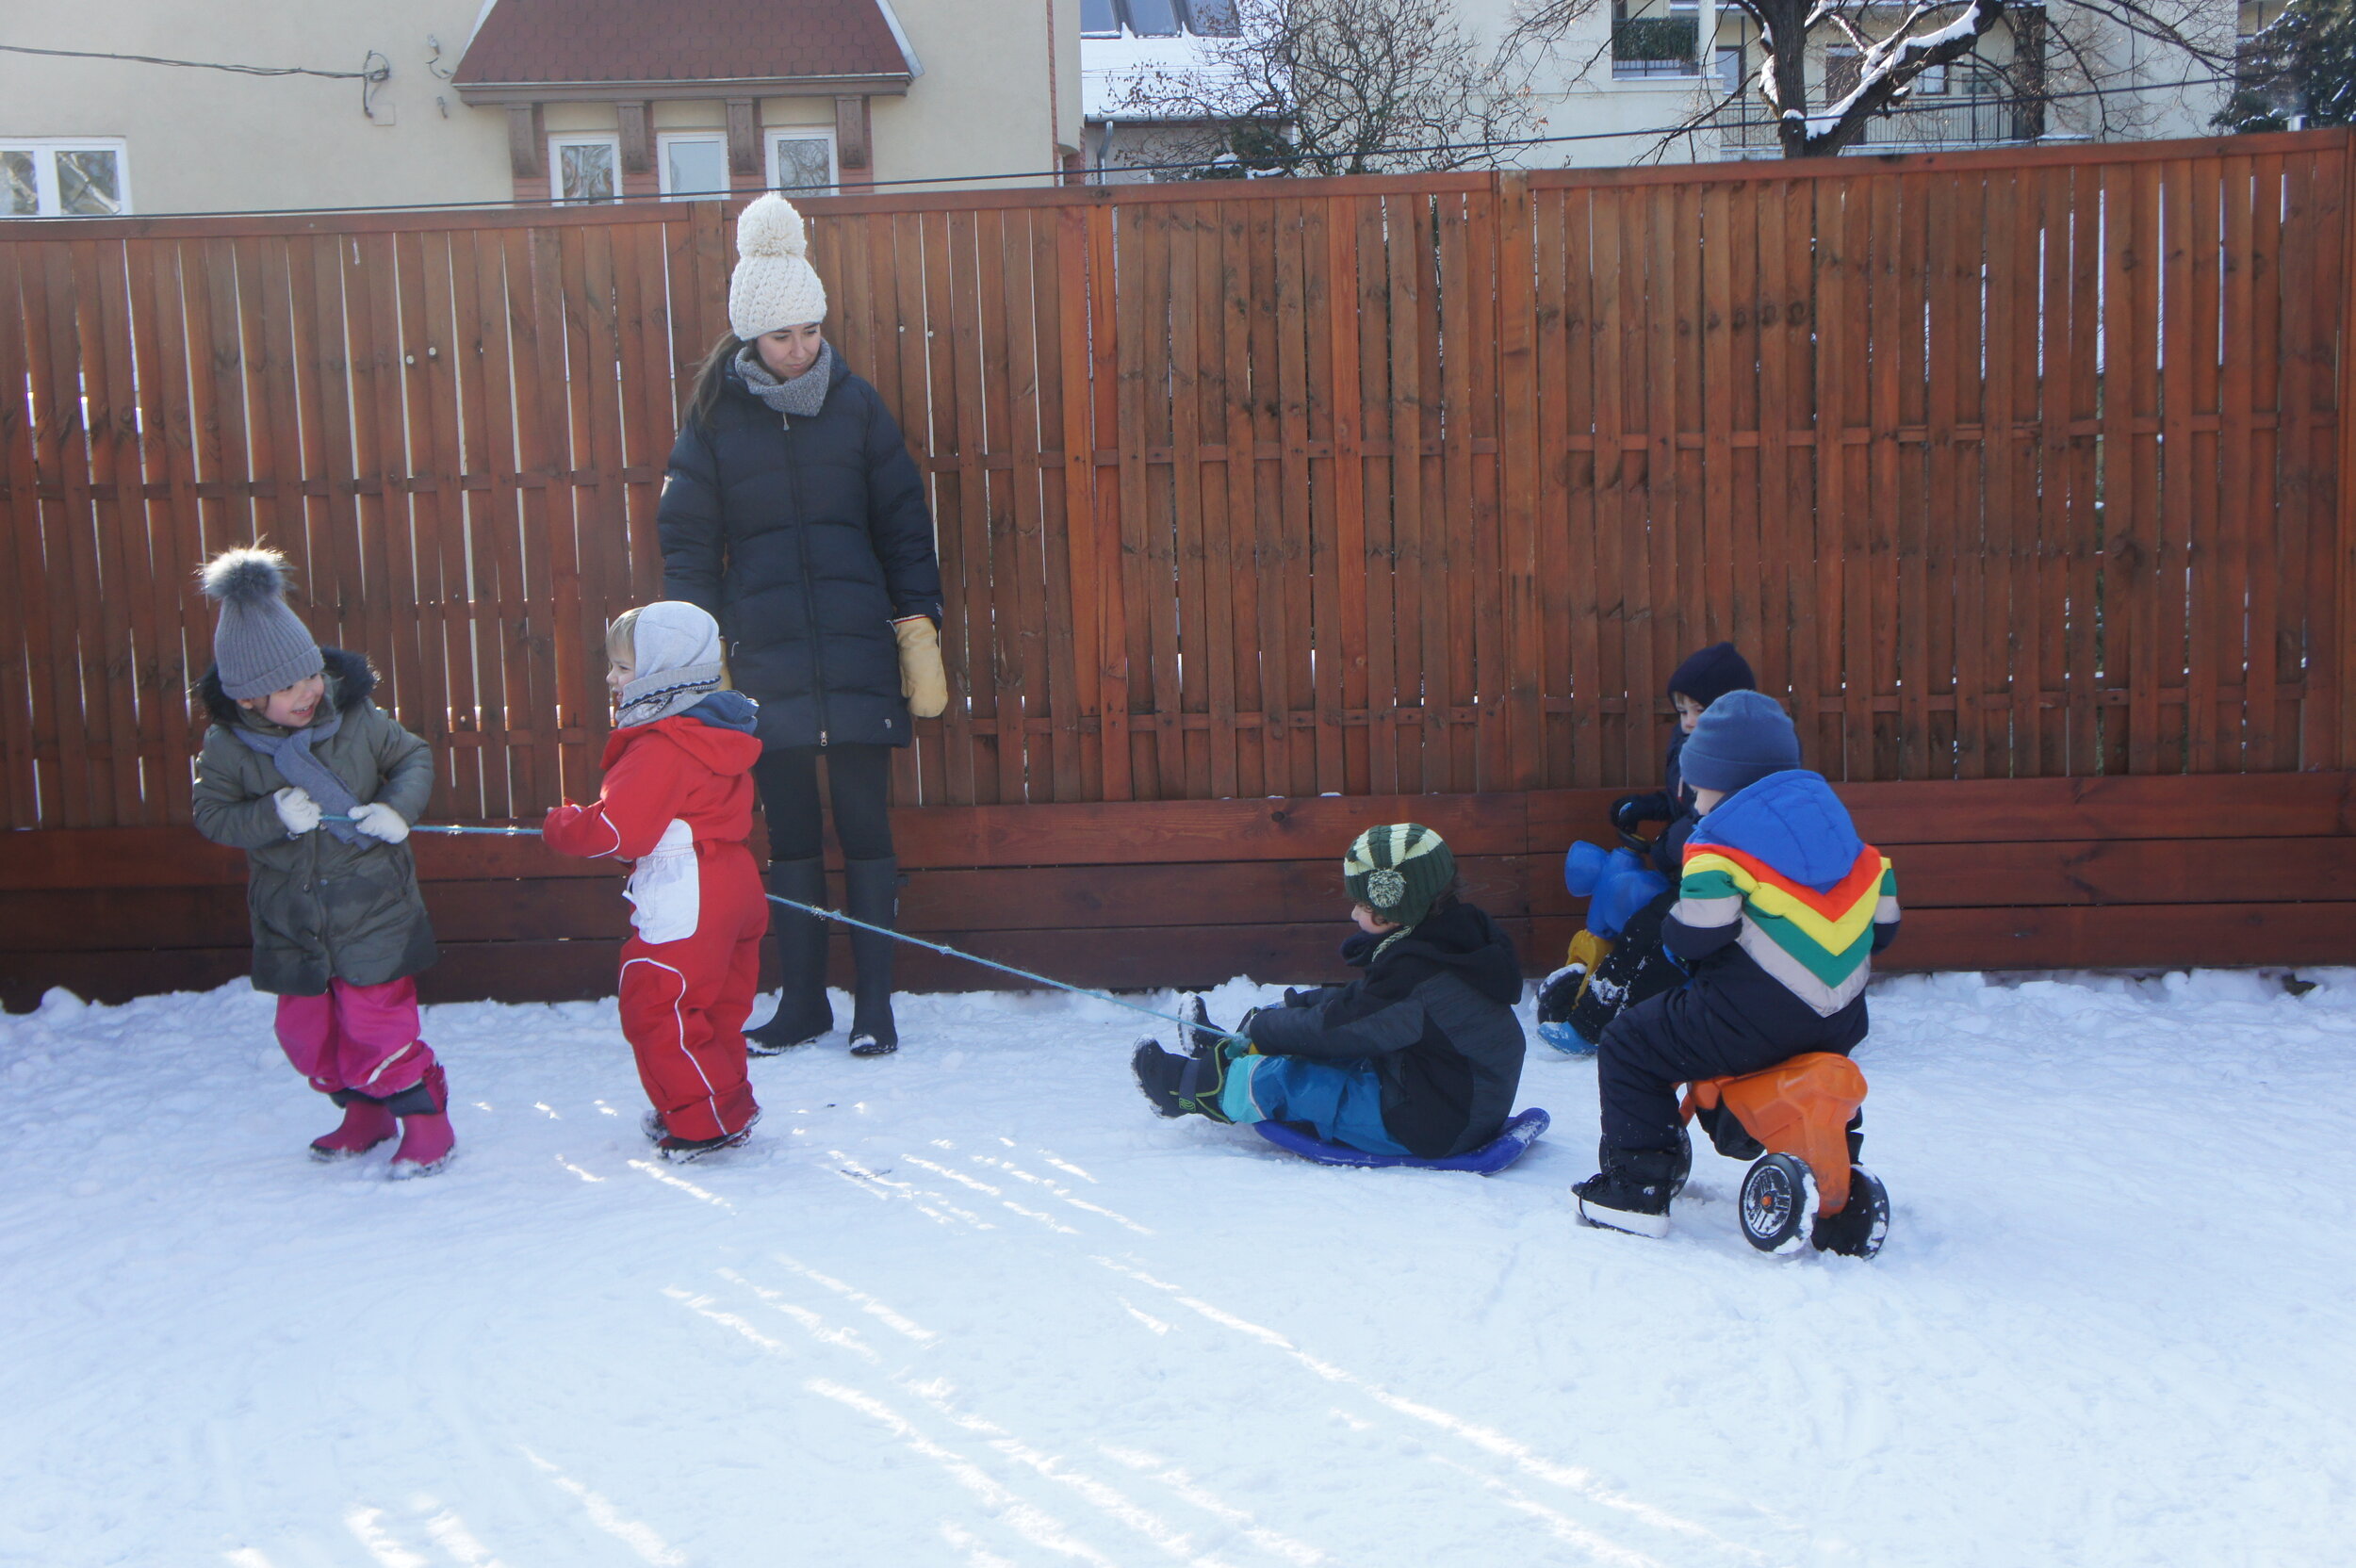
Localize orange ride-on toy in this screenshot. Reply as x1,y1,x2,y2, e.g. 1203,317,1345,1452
1680,1053,1890,1259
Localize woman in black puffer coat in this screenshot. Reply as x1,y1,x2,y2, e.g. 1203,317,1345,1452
660,194,946,1058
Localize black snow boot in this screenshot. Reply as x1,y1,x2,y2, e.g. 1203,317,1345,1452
1132,1038,1242,1122
1179,994,1224,1059
1574,1144,1687,1239
659,1110,760,1164
844,855,901,1056
748,857,832,1055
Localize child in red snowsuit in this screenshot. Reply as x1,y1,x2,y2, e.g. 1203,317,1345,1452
544,602,768,1161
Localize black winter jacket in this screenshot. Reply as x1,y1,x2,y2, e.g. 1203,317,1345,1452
1246,903,1528,1159
1620,727,1701,877
659,351,944,750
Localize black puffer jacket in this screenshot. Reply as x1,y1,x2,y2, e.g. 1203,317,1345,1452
659,351,943,750
1622,728,1700,877
1246,903,1528,1159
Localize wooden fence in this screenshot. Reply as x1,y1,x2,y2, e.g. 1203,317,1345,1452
5,130,2355,1004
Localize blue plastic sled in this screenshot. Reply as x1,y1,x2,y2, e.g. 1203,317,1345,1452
1252,1107,1550,1175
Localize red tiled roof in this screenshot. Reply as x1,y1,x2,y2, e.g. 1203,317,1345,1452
454,0,908,87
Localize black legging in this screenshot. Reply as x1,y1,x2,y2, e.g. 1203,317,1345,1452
753,743,895,863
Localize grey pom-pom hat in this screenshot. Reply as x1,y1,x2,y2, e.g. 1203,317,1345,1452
199,547,323,701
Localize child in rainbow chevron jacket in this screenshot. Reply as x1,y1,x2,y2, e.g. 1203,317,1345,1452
1575,692,1901,1238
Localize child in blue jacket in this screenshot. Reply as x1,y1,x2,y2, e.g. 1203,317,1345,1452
1576,694,1900,1237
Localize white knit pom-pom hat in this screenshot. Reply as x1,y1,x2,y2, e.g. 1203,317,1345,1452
728,193,828,341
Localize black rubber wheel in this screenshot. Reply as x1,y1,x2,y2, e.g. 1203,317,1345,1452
1811,1165,1890,1259
1739,1154,1817,1255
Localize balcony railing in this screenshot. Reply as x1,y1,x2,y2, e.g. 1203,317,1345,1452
1719,78,2055,153
1612,17,1701,78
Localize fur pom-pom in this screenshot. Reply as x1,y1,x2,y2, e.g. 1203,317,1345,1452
199,547,292,606
734,194,809,261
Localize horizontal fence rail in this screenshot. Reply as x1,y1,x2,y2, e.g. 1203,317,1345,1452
1,130,2350,832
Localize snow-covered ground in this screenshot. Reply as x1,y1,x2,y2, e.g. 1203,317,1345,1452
5,967,2353,1567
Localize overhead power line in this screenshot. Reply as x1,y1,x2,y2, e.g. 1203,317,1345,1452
0,41,386,81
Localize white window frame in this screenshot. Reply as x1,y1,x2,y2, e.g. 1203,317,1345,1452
548,132,622,204
656,131,729,198
765,128,839,196
1,137,132,218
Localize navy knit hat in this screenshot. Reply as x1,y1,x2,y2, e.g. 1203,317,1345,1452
1679,691,1801,794
1668,642,1756,708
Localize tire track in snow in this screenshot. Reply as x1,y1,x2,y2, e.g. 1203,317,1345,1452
1092,1256,1767,1568
665,1261,1337,1566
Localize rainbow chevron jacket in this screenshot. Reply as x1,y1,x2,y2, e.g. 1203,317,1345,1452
1669,770,1900,1018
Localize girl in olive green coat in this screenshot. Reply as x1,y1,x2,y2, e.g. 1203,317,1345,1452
190,549,452,1178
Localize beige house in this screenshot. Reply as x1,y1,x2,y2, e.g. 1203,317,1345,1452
2,0,1082,219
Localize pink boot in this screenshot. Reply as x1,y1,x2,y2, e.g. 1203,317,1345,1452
310,1093,398,1162
387,1063,455,1180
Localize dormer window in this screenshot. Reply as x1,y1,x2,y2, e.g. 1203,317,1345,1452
1084,0,1240,36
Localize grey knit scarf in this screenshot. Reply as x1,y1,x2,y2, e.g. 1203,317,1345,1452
234,702,366,844
733,341,833,428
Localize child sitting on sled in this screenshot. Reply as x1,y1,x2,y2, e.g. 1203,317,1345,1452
1573,693,1900,1237
1132,825,1527,1159
542,603,768,1162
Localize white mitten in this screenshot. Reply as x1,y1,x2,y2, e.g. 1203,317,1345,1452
349,802,412,844
272,787,321,837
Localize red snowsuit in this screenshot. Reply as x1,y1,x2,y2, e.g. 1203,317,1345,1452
543,699,767,1142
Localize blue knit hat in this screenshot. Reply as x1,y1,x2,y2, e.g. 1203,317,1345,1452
1679,691,1801,793
1668,642,1756,708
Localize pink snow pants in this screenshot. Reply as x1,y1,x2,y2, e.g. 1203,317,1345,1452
274,976,438,1100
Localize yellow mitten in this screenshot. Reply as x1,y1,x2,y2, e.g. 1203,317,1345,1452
1565,927,1612,984
892,615,948,718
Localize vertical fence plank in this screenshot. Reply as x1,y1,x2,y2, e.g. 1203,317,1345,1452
83,239,155,825
1165,202,1213,800
2159,158,2198,776
2246,155,2285,773
1554,188,1601,791
27,246,102,824
1496,174,1543,792
126,237,203,821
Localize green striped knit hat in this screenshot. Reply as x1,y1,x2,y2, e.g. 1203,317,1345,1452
1343,823,1456,931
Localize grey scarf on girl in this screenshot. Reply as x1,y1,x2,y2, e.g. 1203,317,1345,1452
733,341,834,428
234,705,367,843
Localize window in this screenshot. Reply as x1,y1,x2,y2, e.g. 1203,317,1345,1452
1181,0,1238,33
2,139,128,218
659,133,728,197
769,132,837,195
1717,45,1746,94
1612,3,1700,78
1824,46,1862,104
1913,60,1949,95
549,134,620,202
1122,0,1184,34
1087,0,1235,36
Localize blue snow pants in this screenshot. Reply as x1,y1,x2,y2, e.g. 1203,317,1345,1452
1219,1054,1412,1157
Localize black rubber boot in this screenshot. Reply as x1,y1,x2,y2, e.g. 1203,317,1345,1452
1131,1038,1240,1121
1574,1144,1687,1238
844,855,900,1056
748,857,832,1055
